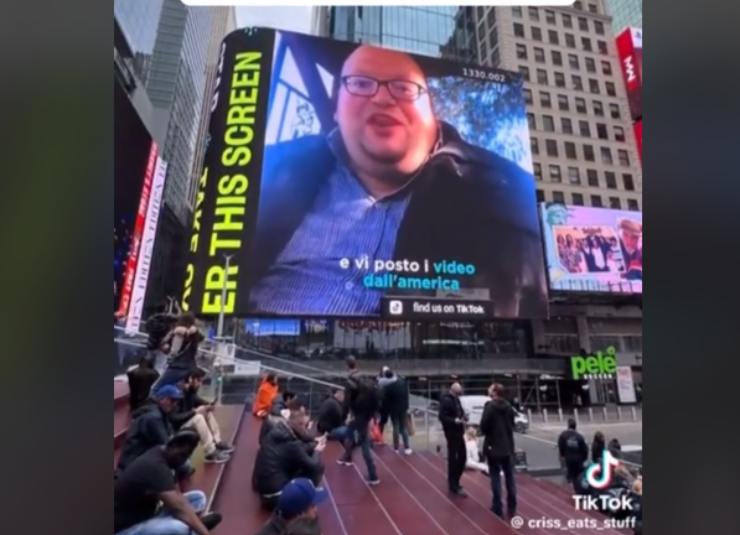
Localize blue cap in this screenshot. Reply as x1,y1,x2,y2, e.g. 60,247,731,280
154,384,183,400
277,478,328,519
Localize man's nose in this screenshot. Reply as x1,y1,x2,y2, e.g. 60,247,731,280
370,83,396,106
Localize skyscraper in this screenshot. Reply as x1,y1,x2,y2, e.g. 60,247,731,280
319,6,476,61
604,0,642,35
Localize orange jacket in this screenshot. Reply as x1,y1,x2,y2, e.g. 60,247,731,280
253,378,279,417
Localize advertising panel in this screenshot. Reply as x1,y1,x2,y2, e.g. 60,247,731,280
616,27,643,121
182,27,547,319
541,203,642,294
633,118,642,164
616,365,637,404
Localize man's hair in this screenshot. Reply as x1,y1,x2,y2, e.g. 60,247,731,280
286,398,305,413
346,356,357,370
266,372,277,383
185,367,207,382
283,390,296,401
384,369,393,379
177,312,196,327
167,429,199,451
138,354,155,368
568,417,577,430
490,383,505,398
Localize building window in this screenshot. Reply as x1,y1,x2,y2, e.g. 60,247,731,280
572,75,583,91
605,171,617,188
534,47,545,63
598,40,608,54
561,117,573,134
527,113,536,130
614,126,625,142
541,91,552,108
627,198,639,211
568,167,581,184
551,50,562,65
523,88,533,104
579,120,590,136
609,197,622,209
487,8,496,27
610,103,621,119
533,163,542,180
601,60,612,75
519,65,530,81
489,28,498,51
597,123,608,140
512,6,522,18
568,54,579,70
549,30,559,45
528,6,539,21
565,142,577,159
536,188,545,202
558,94,569,111
601,147,613,165
623,173,635,191
572,192,584,205
587,169,599,186
532,26,543,41
513,23,525,38
491,47,500,67
480,41,488,62
531,137,539,154
543,114,555,131
562,14,572,28
554,72,565,88
589,79,600,94
574,1,583,9
565,33,576,48
593,100,604,116
477,6,485,20
537,68,548,84
591,194,603,207
545,9,556,24
618,150,630,166
549,164,562,182
576,98,587,114
585,57,596,73
594,20,605,34
578,17,588,31
553,191,565,203
546,139,559,157
583,144,595,161
581,37,592,52
516,44,528,60
606,82,616,96
589,4,599,14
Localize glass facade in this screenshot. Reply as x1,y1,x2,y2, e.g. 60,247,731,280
605,0,642,35
329,6,476,62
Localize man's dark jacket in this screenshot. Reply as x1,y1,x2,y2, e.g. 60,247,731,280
438,392,466,434
116,400,173,474
126,366,160,411
317,396,346,434
345,374,379,425
479,398,516,459
558,429,588,464
252,420,324,497
169,387,209,430
247,123,547,318
382,377,409,417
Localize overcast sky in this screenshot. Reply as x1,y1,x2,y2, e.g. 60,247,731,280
235,6,314,34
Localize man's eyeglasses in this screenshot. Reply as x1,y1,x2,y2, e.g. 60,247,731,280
341,75,427,101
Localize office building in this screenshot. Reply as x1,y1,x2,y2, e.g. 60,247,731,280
604,0,642,35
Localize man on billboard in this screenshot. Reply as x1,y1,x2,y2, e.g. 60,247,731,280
618,219,643,280
247,44,546,318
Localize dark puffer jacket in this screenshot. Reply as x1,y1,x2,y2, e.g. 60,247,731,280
252,420,324,497
382,377,409,417
116,400,173,474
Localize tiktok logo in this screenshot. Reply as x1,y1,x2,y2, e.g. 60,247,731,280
585,450,620,490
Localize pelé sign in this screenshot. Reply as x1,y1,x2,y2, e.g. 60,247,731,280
571,347,618,380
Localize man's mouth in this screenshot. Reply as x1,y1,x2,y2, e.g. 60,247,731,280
367,113,403,127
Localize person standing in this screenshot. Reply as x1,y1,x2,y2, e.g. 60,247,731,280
382,368,412,454
591,431,606,464
126,354,160,412
254,372,280,418
557,418,589,486
479,383,517,519
154,313,205,389
438,382,468,496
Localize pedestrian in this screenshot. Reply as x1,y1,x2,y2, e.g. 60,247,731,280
557,418,589,486
591,431,606,464
377,365,396,437
153,313,205,389
254,372,280,418
382,367,412,454
438,381,468,497
479,383,517,519
338,357,380,485
126,354,160,412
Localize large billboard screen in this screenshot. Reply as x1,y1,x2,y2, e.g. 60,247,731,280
182,28,547,319
540,203,642,294
616,27,643,121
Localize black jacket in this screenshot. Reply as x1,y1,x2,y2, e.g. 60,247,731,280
558,429,589,464
116,401,173,473
126,366,160,411
252,420,324,497
346,374,379,424
382,377,409,417
317,396,345,434
592,440,606,464
438,392,466,433
247,123,547,318
169,387,209,430
479,398,515,458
